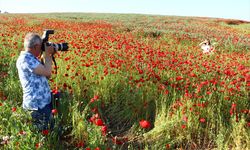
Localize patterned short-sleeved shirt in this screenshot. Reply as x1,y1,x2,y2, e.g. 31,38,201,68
16,51,51,110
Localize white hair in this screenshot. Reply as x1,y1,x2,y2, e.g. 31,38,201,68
24,33,42,50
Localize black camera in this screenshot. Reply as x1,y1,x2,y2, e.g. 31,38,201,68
41,29,69,51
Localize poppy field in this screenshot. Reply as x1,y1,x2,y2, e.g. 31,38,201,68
0,13,250,149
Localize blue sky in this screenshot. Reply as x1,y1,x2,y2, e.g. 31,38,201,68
0,0,249,21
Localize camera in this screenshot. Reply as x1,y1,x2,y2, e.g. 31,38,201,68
41,29,69,51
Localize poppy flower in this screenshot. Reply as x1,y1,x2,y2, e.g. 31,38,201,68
139,120,151,129
164,90,169,95
42,130,49,135
199,118,206,123
181,125,186,129
230,103,237,116
52,89,59,95
189,72,197,77
101,125,107,133
176,76,183,81
95,119,104,126
90,95,99,103
89,115,96,123
52,109,58,115
12,107,17,112
166,144,171,149
18,130,26,136
35,143,41,149
76,141,84,148
183,116,188,122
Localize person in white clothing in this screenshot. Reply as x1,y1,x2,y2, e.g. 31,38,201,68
199,39,214,54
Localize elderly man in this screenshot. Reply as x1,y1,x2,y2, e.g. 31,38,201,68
16,32,55,131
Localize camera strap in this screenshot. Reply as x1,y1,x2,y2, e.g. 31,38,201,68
52,54,58,75
40,53,58,75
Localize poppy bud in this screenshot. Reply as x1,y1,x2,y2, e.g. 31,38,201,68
101,125,107,132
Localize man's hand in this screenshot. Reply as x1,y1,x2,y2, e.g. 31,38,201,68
44,43,55,56
33,43,54,78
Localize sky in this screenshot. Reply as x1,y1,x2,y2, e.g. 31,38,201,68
0,0,249,21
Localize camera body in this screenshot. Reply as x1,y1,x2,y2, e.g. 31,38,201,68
41,29,69,52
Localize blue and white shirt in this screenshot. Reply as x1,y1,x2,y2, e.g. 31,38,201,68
16,51,51,110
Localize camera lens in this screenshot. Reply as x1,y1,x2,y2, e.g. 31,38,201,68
53,43,69,51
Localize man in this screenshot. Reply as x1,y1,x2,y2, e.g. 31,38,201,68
16,32,55,131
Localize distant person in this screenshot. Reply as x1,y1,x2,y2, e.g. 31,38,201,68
16,32,55,131
199,39,215,54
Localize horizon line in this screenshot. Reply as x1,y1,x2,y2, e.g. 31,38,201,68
1,11,249,22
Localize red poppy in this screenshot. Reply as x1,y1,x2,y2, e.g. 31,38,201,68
19,130,26,135
139,120,151,129
94,95,99,100
166,144,171,149
52,89,59,95
95,147,101,150
206,91,212,95
230,103,237,116
95,119,104,126
189,72,197,77
42,130,49,135
199,118,206,123
183,116,188,122
181,125,186,129
76,141,84,148
52,109,58,115
176,76,183,81
89,115,96,123
12,107,17,112
164,90,169,95
35,143,41,149
90,95,99,103
101,125,107,133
